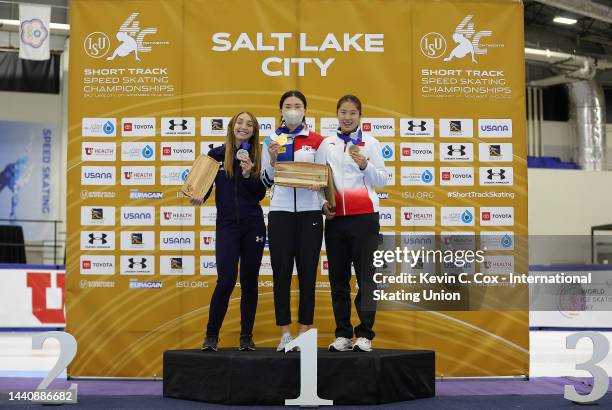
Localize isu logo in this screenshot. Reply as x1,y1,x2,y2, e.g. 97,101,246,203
420,32,447,59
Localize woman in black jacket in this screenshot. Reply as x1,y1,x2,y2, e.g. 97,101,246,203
191,111,266,351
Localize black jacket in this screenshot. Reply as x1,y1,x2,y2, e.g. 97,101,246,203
203,145,266,222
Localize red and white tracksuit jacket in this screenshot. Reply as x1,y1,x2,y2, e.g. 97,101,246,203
316,131,387,216
261,127,325,212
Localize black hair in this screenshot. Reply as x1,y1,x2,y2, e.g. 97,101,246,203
279,90,307,110
336,94,362,114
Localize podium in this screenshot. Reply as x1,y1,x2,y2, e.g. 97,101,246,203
163,349,435,405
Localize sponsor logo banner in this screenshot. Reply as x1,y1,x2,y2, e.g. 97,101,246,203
401,207,436,226
200,255,217,275
401,166,435,186
121,166,156,185
399,118,434,137
480,231,514,250
439,119,473,138
82,142,116,161
80,230,115,250
441,207,475,226
161,117,195,136
378,207,396,226
121,118,156,137
81,206,115,226
479,143,513,162
360,118,395,137
479,166,513,185
121,142,156,161
160,255,195,275
160,231,195,250
160,206,195,226
161,141,196,161
120,255,155,275
200,117,231,136
120,231,155,251
200,231,216,251
480,206,514,226
82,118,116,137
439,166,474,186
400,142,434,161
81,166,116,185
80,255,115,275
120,206,155,226
478,119,512,138
160,166,191,185
440,143,473,162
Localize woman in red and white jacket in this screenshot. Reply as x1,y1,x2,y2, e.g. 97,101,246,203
261,90,325,351
316,94,387,352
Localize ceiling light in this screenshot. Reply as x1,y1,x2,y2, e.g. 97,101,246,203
553,16,577,25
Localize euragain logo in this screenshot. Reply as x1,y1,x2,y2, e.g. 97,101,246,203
420,15,500,62
84,13,168,60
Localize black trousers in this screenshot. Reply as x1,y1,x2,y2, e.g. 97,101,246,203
206,217,266,337
325,212,379,340
268,210,323,326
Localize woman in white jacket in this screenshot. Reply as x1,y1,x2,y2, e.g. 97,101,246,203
316,94,387,352
261,90,325,351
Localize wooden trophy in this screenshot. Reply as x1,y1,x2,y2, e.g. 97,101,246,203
181,155,220,201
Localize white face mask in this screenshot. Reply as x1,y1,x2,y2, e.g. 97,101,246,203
282,109,304,127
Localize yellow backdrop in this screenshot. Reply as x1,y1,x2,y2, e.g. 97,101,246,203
67,0,528,377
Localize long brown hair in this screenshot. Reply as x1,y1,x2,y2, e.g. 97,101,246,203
224,112,262,178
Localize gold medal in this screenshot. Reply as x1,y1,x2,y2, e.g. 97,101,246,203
275,133,288,146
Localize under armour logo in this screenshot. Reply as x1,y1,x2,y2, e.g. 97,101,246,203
447,145,466,156
88,233,108,244
407,120,427,132
486,169,506,180
255,236,264,243
128,258,147,269
169,119,188,131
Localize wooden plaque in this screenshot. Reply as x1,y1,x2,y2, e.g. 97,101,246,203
181,155,220,200
274,161,329,188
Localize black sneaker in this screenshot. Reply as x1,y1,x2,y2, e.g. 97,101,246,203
201,336,219,351
239,334,255,351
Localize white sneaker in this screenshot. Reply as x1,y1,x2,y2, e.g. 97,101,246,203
328,337,353,352
353,337,372,352
276,333,293,352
